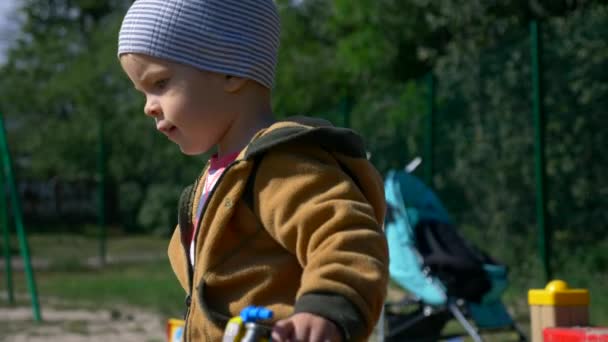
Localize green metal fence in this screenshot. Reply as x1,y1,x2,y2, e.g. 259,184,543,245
410,16,607,291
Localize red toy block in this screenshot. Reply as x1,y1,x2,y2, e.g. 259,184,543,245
544,327,608,342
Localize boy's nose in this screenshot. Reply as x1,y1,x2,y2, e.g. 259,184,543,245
144,99,162,118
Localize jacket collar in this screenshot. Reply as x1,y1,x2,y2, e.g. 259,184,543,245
241,116,367,160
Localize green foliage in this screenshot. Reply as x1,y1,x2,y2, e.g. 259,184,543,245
0,0,199,232
429,3,607,252
136,183,182,236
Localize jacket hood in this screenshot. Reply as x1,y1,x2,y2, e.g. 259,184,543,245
243,116,368,160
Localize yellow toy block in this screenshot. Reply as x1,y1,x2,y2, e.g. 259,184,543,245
528,280,590,342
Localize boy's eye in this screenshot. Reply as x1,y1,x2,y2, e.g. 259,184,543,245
154,78,169,90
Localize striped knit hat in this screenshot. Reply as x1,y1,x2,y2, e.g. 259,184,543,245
118,0,281,89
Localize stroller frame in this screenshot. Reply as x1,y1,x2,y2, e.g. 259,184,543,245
379,296,527,341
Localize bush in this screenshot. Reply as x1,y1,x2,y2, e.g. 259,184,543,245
136,184,182,236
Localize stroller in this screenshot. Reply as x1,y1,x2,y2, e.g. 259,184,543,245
378,163,526,342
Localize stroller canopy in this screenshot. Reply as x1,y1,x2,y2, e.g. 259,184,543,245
385,169,452,229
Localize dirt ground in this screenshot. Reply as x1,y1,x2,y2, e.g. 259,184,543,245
0,304,166,342
0,286,404,342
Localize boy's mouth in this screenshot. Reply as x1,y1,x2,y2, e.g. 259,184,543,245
157,122,177,136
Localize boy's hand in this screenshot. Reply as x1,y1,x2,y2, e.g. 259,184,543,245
271,313,342,342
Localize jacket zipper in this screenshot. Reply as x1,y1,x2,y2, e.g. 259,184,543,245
181,163,208,341
183,160,242,341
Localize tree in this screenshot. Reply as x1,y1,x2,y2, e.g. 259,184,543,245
0,0,199,233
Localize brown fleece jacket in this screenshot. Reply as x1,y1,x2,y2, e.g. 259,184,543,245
167,117,389,341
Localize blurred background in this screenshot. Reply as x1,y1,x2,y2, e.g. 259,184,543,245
0,0,606,341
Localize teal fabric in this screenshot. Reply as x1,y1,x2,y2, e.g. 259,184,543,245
384,170,450,305
385,170,452,227
468,301,514,329
480,264,508,304
385,219,447,305
466,264,514,328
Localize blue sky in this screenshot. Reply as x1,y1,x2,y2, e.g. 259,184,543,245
0,0,19,63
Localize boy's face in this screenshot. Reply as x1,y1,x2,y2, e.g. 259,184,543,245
120,53,236,155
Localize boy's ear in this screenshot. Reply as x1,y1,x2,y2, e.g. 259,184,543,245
223,75,248,93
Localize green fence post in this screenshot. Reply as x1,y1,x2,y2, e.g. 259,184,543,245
0,113,42,321
530,19,551,282
1,158,15,305
341,96,352,128
424,72,436,187
97,114,106,267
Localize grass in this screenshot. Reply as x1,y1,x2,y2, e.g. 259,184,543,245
9,262,184,316
23,231,169,260
2,233,184,317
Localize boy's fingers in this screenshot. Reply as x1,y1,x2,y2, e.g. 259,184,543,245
308,329,326,342
271,319,294,342
309,325,340,342
293,324,311,342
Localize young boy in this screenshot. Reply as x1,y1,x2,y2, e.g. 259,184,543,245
117,1,388,341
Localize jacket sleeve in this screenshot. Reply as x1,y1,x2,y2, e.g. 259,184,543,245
253,146,389,340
